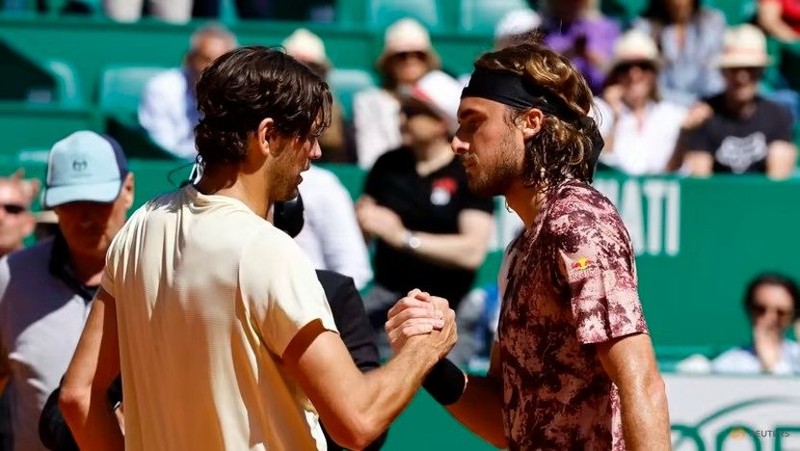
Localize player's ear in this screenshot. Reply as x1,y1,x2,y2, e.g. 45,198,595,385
257,118,276,157
521,108,544,140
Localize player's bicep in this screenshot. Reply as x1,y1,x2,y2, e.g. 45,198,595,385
63,287,120,394
282,321,365,438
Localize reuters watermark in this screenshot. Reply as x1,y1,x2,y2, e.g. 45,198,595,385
730,428,791,439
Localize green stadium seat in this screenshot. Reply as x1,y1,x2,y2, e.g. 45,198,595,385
600,0,648,25
43,59,82,107
98,65,167,113
367,0,441,30
459,0,531,34
328,68,376,120
703,0,757,25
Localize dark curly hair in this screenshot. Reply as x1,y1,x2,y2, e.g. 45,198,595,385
474,38,600,190
195,46,332,167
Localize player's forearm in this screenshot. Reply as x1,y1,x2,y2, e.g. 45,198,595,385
60,388,124,451
401,232,486,270
619,374,671,451
331,345,439,449
445,375,508,448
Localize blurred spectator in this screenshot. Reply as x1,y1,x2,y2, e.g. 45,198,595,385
294,166,373,290
634,0,727,106
600,30,688,175
681,25,797,179
353,18,439,169
758,0,800,42
139,24,238,160
0,172,37,258
493,9,542,50
712,273,800,375
103,0,192,23
538,0,621,94
356,71,494,359
0,131,134,451
283,28,354,163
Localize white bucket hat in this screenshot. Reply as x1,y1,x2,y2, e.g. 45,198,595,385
407,70,462,133
283,28,330,68
377,18,440,70
715,24,771,69
609,30,660,72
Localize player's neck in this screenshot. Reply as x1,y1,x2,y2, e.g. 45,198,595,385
195,164,271,219
504,181,543,227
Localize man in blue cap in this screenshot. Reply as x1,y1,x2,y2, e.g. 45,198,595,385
0,131,133,451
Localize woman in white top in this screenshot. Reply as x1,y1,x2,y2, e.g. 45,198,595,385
353,18,439,169
600,30,689,176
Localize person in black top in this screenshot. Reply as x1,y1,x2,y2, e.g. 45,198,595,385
682,24,797,179
355,71,494,360
39,195,387,451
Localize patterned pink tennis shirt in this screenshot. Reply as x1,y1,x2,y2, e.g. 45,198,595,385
499,179,649,450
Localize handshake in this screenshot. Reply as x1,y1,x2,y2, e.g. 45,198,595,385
384,288,458,360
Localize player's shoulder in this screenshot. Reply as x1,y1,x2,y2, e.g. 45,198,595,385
547,180,625,237
550,180,617,217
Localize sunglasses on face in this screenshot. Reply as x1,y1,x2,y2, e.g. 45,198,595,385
617,60,656,73
393,51,427,61
723,67,764,78
0,204,26,215
750,303,794,320
401,103,437,119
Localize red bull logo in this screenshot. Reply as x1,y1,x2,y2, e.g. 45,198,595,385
571,257,594,271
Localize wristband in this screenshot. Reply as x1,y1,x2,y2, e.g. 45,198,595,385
423,358,466,406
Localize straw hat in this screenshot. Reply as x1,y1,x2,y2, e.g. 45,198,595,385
377,18,440,69
609,30,660,72
283,28,329,67
715,24,771,68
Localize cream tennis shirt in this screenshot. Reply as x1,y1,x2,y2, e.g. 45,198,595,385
101,185,338,450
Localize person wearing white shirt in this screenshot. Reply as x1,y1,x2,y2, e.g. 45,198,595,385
295,165,373,290
600,30,689,175
138,24,237,160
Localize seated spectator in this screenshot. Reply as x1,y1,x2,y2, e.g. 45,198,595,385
682,25,797,179
356,71,494,358
139,24,237,160
293,166,373,290
538,0,621,94
283,28,354,163
353,18,439,169
712,273,800,375
634,0,727,106
600,30,688,175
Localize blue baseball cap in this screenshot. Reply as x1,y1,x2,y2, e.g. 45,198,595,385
44,131,129,209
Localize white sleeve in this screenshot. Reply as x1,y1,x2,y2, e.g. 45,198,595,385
138,76,180,152
308,172,373,290
239,233,338,357
354,90,397,169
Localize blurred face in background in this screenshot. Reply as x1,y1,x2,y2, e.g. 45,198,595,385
722,66,763,105
54,174,133,259
617,60,658,106
388,50,430,87
0,180,33,257
749,283,796,337
400,99,448,147
186,34,237,83
667,0,696,23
